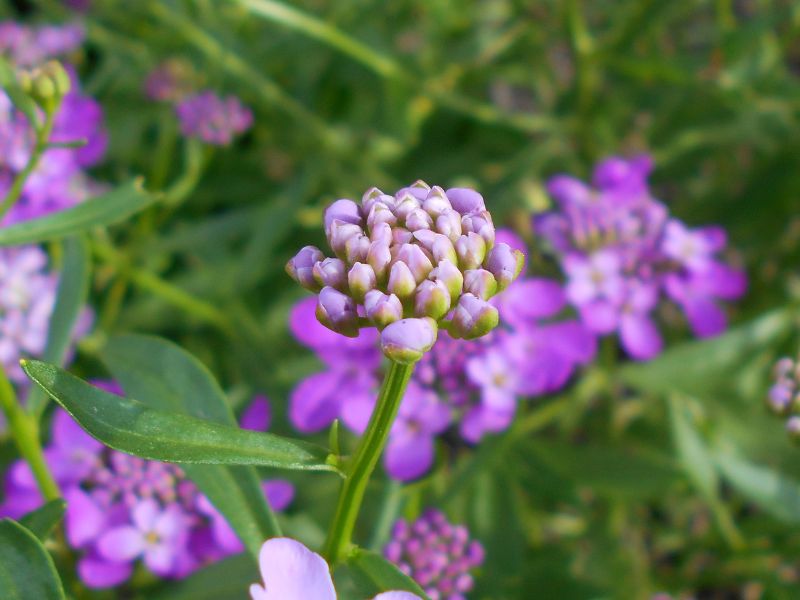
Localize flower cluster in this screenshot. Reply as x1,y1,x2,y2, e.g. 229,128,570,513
0,24,107,226
767,356,800,438
250,537,421,599
0,21,85,68
288,231,595,480
175,90,253,146
1,391,293,588
537,155,747,360
384,509,485,600
286,183,525,364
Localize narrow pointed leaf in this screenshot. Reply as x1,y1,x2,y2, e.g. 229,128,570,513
151,553,256,600
19,500,67,542
343,548,430,599
0,519,66,600
0,179,156,246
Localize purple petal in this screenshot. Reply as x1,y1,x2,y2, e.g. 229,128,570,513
703,262,747,300
682,296,727,338
620,313,663,360
52,408,102,453
263,480,295,512
579,300,620,333
96,526,145,563
385,433,435,481
494,228,526,253
78,554,133,589
144,541,180,576
372,593,423,600
496,278,565,326
131,498,160,532
289,371,345,432
65,487,105,547
252,537,336,600
241,394,271,432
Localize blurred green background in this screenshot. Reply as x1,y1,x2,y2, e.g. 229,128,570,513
5,0,800,598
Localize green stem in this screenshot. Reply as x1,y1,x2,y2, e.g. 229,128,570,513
0,102,59,221
0,368,60,501
323,360,414,565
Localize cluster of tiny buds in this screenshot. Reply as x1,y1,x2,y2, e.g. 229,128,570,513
286,182,525,363
384,509,485,600
767,356,800,439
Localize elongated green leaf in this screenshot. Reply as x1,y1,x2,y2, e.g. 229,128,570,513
341,548,429,600
0,179,156,246
22,359,336,471
0,519,66,600
28,236,91,417
101,334,286,555
19,500,67,542
668,396,718,499
715,449,800,524
151,553,256,600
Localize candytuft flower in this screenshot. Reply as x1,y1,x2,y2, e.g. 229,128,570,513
286,183,525,363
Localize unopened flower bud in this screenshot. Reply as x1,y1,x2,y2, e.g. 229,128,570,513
316,286,359,337
485,242,525,291
324,199,362,234
392,227,414,245
370,222,393,245
387,261,417,300
328,220,364,256
367,240,393,281
363,191,396,215
344,233,370,264
312,257,347,291
447,188,486,215
413,231,457,265
367,203,397,230
395,195,421,221
463,269,498,300
348,262,376,302
767,381,794,415
430,259,464,299
451,293,499,339
364,290,403,329
455,233,486,270
20,61,71,108
436,209,463,242
422,186,452,217
380,317,438,364
414,280,451,320
286,246,325,291
396,243,434,282
405,208,433,232
461,210,495,247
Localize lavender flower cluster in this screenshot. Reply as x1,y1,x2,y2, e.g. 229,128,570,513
767,356,800,437
0,21,107,226
538,156,746,360
384,509,485,600
1,392,293,588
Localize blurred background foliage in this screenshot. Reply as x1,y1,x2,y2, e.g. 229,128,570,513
4,0,800,598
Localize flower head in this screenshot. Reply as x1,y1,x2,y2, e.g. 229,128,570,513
286,183,525,363
175,91,253,146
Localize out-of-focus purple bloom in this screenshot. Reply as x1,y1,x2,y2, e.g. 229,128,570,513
144,59,196,103
175,91,253,146
249,537,421,600
384,509,484,599
765,355,800,443
0,21,84,67
537,155,746,359
0,393,293,587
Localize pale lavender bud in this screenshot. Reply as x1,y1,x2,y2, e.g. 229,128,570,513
316,286,359,337
463,269,498,300
430,259,464,299
286,246,325,291
367,240,393,281
344,233,370,264
455,233,487,271
364,290,403,329
363,191,395,215
451,293,499,339
446,187,486,215
414,280,451,320
413,231,457,265
370,221,393,245
347,262,376,302
396,243,434,282
393,227,414,245
312,257,347,291
405,208,433,232
422,186,452,217
367,203,397,230
485,242,525,291
380,317,438,364
787,416,800,441
324,199,362,234
328,220,364,256
395,195,422,221
387,261,417,299
461,210,495,247
435,208,463,242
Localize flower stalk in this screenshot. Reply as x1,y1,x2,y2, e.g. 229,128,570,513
323,359,414,565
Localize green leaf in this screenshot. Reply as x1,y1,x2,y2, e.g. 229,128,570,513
27,236,91,417
0,519,66,600
668,395,718,499
338,548,429,600
0,179,156,246
715,449,800,524
19,500,67,542
151,553,256,600
618,309,791,399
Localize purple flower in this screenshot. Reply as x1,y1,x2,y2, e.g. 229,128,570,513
0,21,85,67
249,537,421,600
384,509,484,598
144,59,196,103
175,91,253,146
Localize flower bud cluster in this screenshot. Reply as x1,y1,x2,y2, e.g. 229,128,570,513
767,356,800,441
384,509,485,600
287,182,525,363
